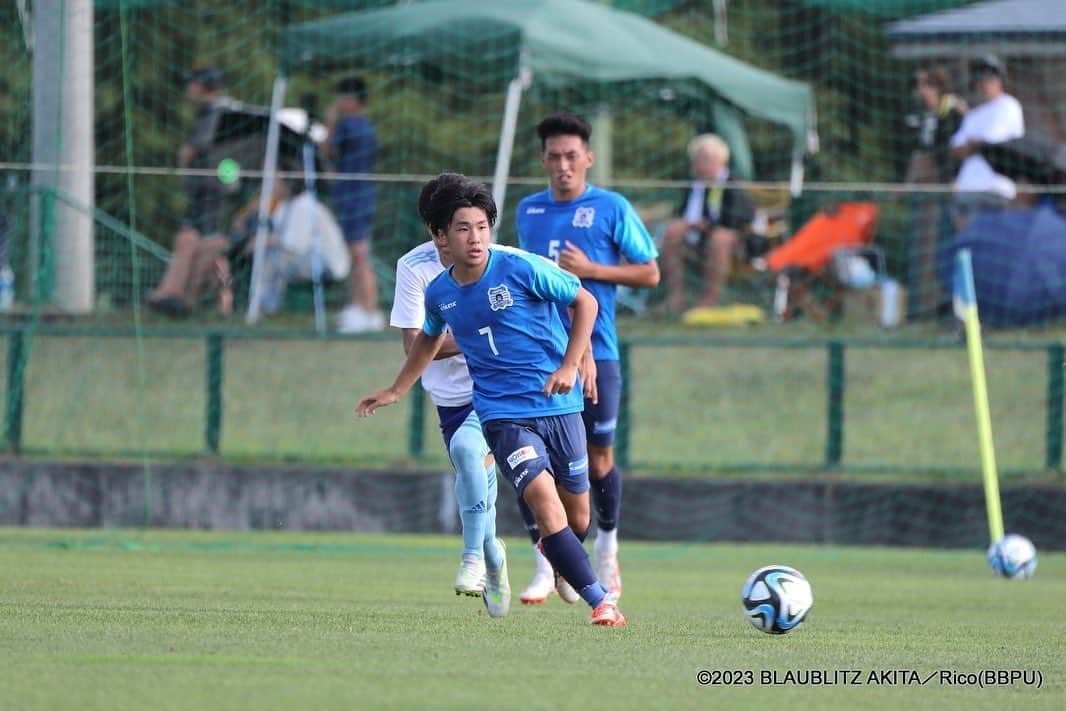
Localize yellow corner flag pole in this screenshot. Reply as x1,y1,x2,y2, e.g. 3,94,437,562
955,248,1004,543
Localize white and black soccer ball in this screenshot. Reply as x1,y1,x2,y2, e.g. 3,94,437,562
741,565,813,635
987,533,1037,580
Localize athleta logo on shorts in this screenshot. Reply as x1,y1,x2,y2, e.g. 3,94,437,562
572,206,595,228
506,445,539,469
488,284,514,311
593,418,617,434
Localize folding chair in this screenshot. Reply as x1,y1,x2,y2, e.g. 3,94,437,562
763,201,880,322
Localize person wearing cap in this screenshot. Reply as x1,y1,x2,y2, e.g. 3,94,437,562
949,54,1025,230
904,65,966,318
148,65,235,316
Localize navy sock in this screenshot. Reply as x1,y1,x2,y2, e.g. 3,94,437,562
516,496,540,545
591,466,622,532
540,528,605,608
573,524,589,543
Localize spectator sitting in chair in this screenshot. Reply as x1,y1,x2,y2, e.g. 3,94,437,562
148,65,234,317
660,133,755,314
229,175,351,316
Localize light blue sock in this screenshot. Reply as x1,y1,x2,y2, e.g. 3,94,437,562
481,461,504,570
449,420,491,561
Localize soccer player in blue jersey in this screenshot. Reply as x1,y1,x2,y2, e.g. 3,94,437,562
515,112,660,604
356,174,626,627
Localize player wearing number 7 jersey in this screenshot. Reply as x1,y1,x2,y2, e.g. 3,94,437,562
355,174,625,627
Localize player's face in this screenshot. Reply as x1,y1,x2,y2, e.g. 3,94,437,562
437,207,491,271
542,135,593,199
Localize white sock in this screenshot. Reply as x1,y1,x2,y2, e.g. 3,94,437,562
594,528,618,558
534,545,553,576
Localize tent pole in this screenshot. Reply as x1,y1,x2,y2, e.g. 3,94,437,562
246,74,288,324
789,146,804,197
491,58,532,239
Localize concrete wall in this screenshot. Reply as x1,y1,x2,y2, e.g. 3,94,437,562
1,460,1063,550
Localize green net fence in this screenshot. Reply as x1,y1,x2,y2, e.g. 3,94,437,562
0,0,1063,546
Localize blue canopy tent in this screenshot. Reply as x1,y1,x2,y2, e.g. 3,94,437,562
943,206,1066,327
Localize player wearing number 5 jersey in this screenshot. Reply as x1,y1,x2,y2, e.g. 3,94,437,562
515,112,660,604
356,174,625,626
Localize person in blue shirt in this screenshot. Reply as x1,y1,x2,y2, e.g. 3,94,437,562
323,76,383,334
356,174,626,627
515,112,660,604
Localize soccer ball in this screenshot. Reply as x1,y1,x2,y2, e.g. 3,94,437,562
987,534,1037,580
741,565,813,634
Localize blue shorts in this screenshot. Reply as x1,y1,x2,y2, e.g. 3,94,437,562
334,199,374,244
482,413,589,497
437,403,475,449
584,359,621,447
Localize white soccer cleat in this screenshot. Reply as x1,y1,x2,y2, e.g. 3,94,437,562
589,592,626,627
519,568,555,605
482,539,511,618
554,571,580,605
595,551,622,599
336,305,386,334
454,555,486,597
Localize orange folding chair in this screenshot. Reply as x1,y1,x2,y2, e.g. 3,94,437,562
765,202,880,321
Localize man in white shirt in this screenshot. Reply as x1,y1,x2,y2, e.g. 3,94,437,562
949,54,1025,229
387,174,510,617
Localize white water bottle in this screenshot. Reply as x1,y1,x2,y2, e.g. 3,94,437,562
0,265,13,312
880,278,899,328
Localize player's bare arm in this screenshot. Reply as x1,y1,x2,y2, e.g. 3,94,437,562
579,345,598,404
401,328,461,360
559,240,660,288
356,331,445,415
544,286,598,396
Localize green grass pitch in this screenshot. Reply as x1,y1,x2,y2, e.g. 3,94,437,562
0,529,1062,710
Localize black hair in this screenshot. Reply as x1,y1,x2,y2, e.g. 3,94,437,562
421,173,497,236
334,76,368,102
186,65,225,90
536,112,591,149
417,172,465,225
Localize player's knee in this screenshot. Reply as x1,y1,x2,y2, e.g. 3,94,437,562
588,447,614,480
449,427,488,477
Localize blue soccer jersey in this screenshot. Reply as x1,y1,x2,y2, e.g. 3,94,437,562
423,246,585,423
516,185,658,361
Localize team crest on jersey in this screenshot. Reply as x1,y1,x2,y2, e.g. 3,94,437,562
572,206,596,228
488,284,514,311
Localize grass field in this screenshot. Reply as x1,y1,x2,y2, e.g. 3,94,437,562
1,528,1062,710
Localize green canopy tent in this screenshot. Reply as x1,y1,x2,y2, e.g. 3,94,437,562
248,0,818,322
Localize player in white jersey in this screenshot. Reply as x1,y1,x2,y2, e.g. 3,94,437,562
385,174,509,617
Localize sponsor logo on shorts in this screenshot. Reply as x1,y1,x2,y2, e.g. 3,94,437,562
513,468,530,487
506,445,538,470
569,456,589,475
593,418,617,434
